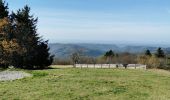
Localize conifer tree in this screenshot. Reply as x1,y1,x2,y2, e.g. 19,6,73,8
34,41,54,69
155,47,165,58
12,5,38,68
12,5,53,69
0,0,8,19
104,50,115,64
145,49,152,56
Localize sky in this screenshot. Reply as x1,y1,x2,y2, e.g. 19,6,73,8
5,0,170,45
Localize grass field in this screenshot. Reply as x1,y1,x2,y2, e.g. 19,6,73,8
0,66,170,100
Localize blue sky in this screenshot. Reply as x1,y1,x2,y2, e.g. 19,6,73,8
5,0,170,45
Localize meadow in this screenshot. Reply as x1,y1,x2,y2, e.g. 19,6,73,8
0,66,170,100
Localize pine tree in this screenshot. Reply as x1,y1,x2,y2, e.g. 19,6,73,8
105,50,114,57
12,5,53,69
155,47,165,58
104,50,114,64
12,6,39,68
0,0,8,19
33,41,54,69
145,49,152,56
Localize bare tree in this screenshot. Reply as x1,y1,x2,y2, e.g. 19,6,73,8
71,52,80,68
91,57,97,68
70,49,85,67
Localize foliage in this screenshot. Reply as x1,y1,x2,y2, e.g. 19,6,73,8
53,58,72,65
11,5,53,69
96,56,107,64
145,49,152,56
33,41,54,69
137,55,149,65
155,47,165,58
71,52,80,67
0,2,9,67
0,18,11,68
137,55,161,68
104,50,115,64
1,39,20,65
119,52,137,64
0,0,8,19
147,56,161,68
104,50,115,57
0,1,53,69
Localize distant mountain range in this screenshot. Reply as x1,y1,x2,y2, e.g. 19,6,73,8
49,43,170,58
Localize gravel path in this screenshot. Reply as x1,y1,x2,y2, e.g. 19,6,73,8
0,71,31,81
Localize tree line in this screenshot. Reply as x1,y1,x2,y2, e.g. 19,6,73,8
53,47,170,69
138,47,167,69
0,0,53,69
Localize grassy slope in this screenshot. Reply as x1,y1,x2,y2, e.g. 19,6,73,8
0,66,170,100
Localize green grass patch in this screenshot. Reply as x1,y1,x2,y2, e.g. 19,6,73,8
32,71,49,77
0,66,170,100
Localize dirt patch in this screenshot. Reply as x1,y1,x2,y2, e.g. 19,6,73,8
0,71,31,81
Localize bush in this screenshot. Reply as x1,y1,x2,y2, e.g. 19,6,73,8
52,58,72,65
137,55,162,69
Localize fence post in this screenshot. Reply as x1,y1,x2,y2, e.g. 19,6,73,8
135,64,136,69
145,65,147,70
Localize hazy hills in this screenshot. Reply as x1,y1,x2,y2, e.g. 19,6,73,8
49,43,170,58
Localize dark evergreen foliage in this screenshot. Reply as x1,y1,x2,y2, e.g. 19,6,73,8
155,47,165,58
33,41,54,69
0,1,53,69
105,50,115,57
145,49,152,56
0,0,8,19
11,5,53,69
104,50,115,64
12,5,39,68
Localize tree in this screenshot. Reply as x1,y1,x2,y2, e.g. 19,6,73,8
137,55,161,69
137,55,149,65
145,49,152,56
1,39,21,67
97,56,106,64
120,52,135,64
71,52,80,67
0,18,9,67
33,41,54,69
91,57,97,67
0,0,8,19
0,18,19,68
147,56,160,68
11,5,53,69
0,0,10,68
104,50,115,64
155,47,165,58
11,6,38,68
0,1,53,69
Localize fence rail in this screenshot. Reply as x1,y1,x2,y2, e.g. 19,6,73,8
75,64,147,70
